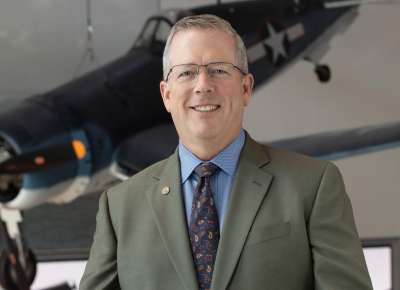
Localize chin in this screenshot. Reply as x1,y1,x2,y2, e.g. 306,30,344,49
190,128,220,141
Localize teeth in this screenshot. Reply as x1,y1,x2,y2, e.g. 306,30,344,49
193,105,219,112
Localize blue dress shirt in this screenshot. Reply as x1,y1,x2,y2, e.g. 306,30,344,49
178,129,245,230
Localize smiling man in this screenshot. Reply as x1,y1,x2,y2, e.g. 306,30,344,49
80,15,372,290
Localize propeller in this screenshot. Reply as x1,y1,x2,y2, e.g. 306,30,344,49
0,140,86,175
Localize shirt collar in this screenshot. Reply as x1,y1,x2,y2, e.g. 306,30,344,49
178,129,245,183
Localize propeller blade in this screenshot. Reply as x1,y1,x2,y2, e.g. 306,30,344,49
0,140,86,174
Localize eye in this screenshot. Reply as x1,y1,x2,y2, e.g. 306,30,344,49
216,69,228,74
177,70,195,79
208,67,229,77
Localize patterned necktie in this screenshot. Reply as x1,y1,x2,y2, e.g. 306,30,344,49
189,162,220,290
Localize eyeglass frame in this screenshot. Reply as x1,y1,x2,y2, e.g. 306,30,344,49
164,61,247,82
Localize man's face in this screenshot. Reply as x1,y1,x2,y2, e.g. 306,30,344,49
160,28,254,150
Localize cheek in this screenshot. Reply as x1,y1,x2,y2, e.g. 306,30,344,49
171,95,189,116
224,89,246,109
179,89,193,110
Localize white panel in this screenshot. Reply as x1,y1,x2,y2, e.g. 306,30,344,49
31,260,87,290
363,247,391,290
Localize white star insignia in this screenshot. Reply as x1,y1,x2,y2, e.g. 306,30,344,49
263,23,287,64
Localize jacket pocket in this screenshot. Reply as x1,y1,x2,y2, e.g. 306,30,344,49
247,221,291,245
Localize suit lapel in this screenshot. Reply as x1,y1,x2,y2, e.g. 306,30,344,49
146,152,198,290
211,136,274,290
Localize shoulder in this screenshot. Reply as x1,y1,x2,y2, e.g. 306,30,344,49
105,156,169,201
244,133,332,175
265,145,330,173
252,142,344,215
250,138,339,191
263,144,343,200
96,156,173,236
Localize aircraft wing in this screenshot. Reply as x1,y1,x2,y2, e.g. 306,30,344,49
268,121,400,160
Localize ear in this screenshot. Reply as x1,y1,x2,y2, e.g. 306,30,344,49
160,80,171,112
241,73,254,106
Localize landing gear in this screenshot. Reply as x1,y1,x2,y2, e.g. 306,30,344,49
315,64,331,83
0,209,34,290
0,209,37,290
304,56,332,83
0,248,36,290
0,208,76,290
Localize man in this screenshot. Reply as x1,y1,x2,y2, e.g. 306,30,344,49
80,14,372,290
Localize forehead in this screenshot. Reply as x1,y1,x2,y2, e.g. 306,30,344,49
168,28,237,65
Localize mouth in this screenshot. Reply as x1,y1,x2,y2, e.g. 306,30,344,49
190,105,220,112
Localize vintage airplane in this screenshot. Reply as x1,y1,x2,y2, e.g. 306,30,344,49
0,0,399,289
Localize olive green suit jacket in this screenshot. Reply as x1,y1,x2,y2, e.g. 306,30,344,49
80,135,372,290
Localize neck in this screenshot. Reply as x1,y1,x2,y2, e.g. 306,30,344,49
181,130,241,161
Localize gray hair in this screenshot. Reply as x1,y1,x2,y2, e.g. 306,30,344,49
162,14,248,80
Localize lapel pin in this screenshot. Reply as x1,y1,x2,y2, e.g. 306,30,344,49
161,186,170,195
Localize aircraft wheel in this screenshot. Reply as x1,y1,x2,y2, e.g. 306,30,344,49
0,249,37,290
315,64,331,83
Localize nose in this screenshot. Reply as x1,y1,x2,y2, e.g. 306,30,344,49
193,67,214,95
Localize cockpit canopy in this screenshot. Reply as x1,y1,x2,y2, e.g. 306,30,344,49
132,9,192,51
133,17,173,49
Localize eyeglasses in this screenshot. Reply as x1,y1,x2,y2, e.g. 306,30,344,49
165,62,247,83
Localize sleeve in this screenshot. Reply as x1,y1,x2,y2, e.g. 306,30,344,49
79,191,121,290
309,162,373,290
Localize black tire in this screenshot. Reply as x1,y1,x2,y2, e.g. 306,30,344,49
315,64,331,83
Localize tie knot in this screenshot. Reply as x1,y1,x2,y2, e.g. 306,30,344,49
194,162,218,178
